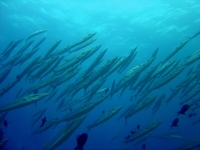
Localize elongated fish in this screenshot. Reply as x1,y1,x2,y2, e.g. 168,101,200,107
26,29,47,41
44,115,86,150
124,121,162,143
0,93,48,113
59,95,107,122
87,106,122,131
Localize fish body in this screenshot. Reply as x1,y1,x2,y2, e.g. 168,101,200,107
59,95,107,122
0,79,19,98
0,93,48,113
0,66,12,84
40,117,47,127
32,108,47,126
31,118,58,136
124,121,162,143
188,113,197,118
87,106,122,131
44,115,86,150
74,133,88,150
26,29,47,41
171,118,179,127
178,104,190,115
68,32,96,50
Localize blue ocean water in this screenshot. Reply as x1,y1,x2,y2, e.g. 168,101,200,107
0,0,200,150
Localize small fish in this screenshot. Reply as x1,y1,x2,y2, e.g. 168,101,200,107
188,113,197,118
131,131,136,134
171,118,179,127
74,133,88,150
40,117,47,127
26,29,47,41
178,104,190,115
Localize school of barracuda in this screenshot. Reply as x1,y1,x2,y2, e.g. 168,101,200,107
0,29,200,150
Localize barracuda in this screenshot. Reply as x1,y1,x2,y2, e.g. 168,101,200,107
58,95,108,122
0,93,49,113
69,38,96,53
26,29,47,41
87,106,122,131
83,49,107,77
0,79,19,98
68,32,96,50
124,96,157,122
149,65,186,92
124,121,162,143
55,45,101,73
44,115,86,150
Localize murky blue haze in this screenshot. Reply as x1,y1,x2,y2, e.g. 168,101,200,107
0,0,200,150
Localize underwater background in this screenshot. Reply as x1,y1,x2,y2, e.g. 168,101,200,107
0,0,200,150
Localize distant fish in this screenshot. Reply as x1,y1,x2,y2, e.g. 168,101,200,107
131,131,136,134
128,124,140,136
74,133,88,150
26,29,47,41
151,132,186,140
40,117,47,127
0,93,49,113
32,108,47,126
178,104,190,115
171,118,179,127
44,116,86,150
188,113,197,118
86,106,122,131
124,121,162,143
